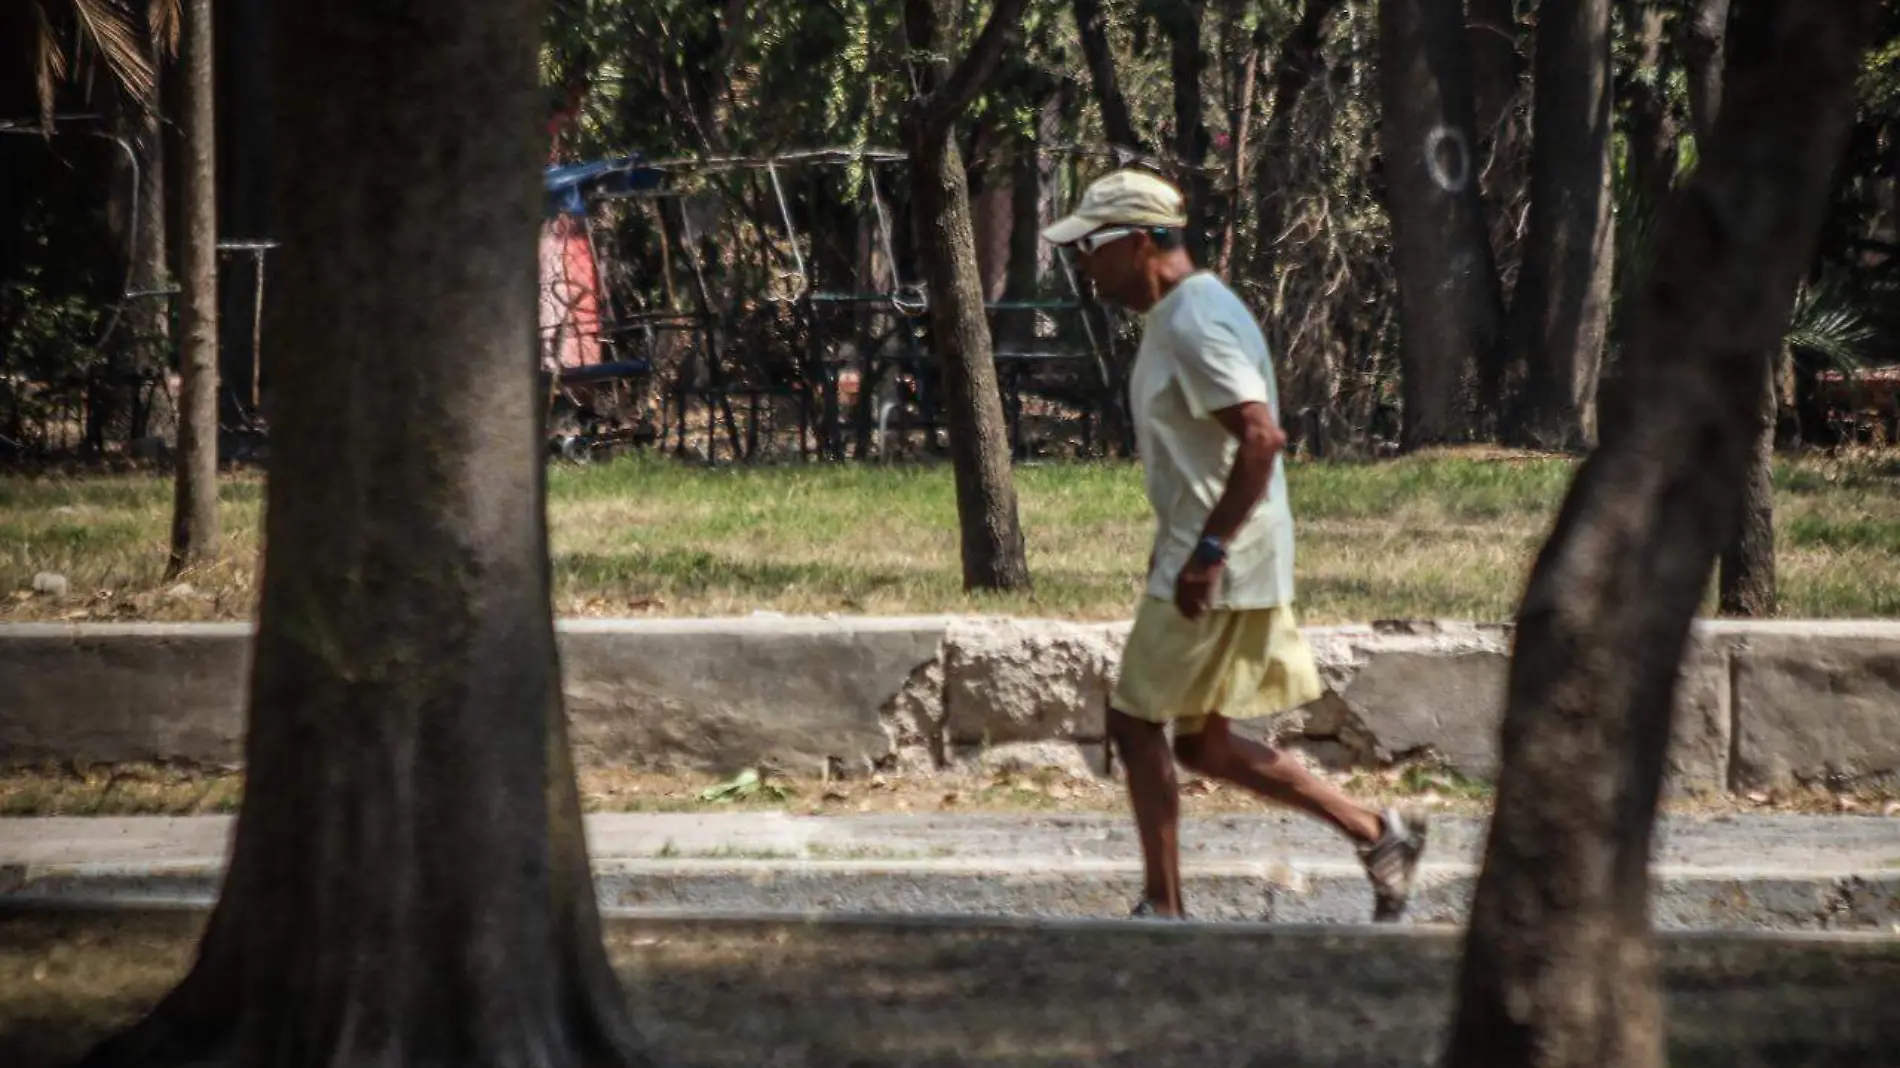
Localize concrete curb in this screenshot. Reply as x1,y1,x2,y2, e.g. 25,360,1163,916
4,617,1900,796
6,857,1897,931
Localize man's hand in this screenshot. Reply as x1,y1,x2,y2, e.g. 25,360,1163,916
1174,557,1223,621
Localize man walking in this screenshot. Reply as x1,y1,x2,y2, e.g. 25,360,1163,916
1044,170,1427,921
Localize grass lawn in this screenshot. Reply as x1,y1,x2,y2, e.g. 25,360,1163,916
3,448,1899,623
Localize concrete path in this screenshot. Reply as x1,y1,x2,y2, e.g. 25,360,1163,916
4,811,1897,930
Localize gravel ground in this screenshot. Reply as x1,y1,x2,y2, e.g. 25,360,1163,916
4,909,1898,1068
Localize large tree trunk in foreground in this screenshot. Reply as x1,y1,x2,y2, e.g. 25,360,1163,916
1502,0,1615,451
904,0,1032,592
168,0,219,578
1379,0,1503,448
1444,5,1875,1067
79,0,662,1065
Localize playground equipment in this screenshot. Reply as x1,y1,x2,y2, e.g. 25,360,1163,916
544,145,1124,465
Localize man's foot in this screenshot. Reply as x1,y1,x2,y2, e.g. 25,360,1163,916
1358,806,1428,922
1129,899,1188,921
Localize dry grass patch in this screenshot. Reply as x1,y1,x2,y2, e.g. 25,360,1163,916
3,449,1898,622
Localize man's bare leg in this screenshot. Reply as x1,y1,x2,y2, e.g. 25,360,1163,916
1173,713,1383,844
1107,707,1183,916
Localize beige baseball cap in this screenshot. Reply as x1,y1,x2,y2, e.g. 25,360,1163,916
1042,169,1188,246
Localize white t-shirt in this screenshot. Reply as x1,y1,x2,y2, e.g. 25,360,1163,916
1129,271,1295,610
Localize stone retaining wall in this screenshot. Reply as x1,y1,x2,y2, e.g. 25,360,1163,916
3,618,1899,796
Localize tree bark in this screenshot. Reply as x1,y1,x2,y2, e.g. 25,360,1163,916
1720,353,1778,616
168,0,220,578
1690,0,1773,618
1467,0,1521,163
904,0,1033,592
128,80,176,444
1249,0,1338,278
1622,1,1676,213
1378,0,1503,448
1443,5,1876,1067
96,78,175,451
1072,0,1147,154
78,0,666,1063
1681,0,1733,147
971,114,1014,303
1503,0,1616,451
1216,4,1264,275
1155,0,1213,263
1003,75,1060,349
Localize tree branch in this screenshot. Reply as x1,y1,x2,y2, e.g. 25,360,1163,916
1073,0,1145,152
919,0,1030,140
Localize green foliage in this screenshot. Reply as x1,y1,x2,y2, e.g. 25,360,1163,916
1785,272,1878,373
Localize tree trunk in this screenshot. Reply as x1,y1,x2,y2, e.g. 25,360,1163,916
905,0,1032,592
971,114,1014,303
1250,0,1340,279
1156,0,1213,263
1378,0,1503,448
1003,80,1059,350
1681,0,1733,147
96,80,174,451
1217,4,1265,276
129,82,176,445
168,0,220,578
1443,6,1876,1068
1720,353,1778,616
79,0,665,1065
1623,2,1676,212
1467,0,1520,162
1072,0,1146,154
1503,0,1616,451
1688,0,1772,617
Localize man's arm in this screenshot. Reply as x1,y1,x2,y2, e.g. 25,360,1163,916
1174,400,1285,620
1202,400,1285,543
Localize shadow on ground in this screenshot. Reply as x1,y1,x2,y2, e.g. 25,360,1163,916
4,908,1898,1067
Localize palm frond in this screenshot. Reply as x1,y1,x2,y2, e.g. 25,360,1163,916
1785,274,1877,372
69,0,159,107
33,2,67,132
148,0,179,57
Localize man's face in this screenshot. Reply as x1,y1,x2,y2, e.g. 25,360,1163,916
1072,226,1151,308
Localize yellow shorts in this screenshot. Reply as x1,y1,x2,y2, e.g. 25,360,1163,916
1109,598,1323,735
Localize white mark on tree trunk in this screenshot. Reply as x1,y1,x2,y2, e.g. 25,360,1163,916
1425,126,1471,193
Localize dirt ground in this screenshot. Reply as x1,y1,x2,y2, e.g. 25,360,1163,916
4,759,1890,819
4,909,1897,1067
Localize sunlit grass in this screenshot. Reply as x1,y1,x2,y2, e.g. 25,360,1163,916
3,448,1898,623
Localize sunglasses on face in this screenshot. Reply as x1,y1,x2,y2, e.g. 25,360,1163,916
1073,226,1141,255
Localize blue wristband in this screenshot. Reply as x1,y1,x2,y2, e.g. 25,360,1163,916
1192,535,1227,567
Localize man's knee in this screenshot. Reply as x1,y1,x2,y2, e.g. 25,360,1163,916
1172,727,1225,775
1108,706,1165,747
